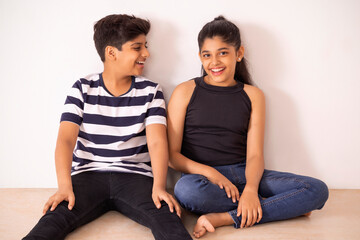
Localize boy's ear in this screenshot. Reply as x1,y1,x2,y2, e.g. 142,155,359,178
105,46,117,61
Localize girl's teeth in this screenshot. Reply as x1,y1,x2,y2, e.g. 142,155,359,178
211,68,224,72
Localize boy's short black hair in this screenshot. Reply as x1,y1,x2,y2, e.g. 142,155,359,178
93,14,150,62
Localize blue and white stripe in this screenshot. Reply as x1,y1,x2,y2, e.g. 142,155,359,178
60,73,166,177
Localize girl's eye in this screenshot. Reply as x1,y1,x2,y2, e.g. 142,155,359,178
203,54,210,58
219,51,228,56
134,47,141,51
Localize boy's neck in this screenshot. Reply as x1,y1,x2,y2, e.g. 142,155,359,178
102,68,133,97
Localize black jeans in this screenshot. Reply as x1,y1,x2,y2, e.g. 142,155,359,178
23,172,192,240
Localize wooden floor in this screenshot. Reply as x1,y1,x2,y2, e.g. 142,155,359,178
0,189,359,240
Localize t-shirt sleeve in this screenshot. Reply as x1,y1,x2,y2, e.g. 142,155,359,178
144,84,167,127
60,80,84,125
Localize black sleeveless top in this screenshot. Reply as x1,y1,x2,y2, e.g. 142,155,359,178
181,77,252,166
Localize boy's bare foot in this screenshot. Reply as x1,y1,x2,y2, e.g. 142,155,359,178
193,212,233,238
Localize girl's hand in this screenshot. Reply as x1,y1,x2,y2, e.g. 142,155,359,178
237,189,262,228
207,168,240,203
43,187,75,215
152,187,182,218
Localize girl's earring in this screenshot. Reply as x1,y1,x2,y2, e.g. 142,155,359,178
237,58,241,62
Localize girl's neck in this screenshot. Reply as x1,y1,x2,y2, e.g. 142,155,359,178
204,75,237,87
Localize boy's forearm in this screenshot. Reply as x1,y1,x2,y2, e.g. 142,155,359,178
54,141,74,189
150,141,168,190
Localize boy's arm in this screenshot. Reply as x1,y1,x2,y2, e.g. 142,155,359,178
43,121,79,214
146,123,181,217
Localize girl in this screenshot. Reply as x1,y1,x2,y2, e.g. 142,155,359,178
167,16,329,238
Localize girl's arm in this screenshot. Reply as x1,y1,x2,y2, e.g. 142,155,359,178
167,81,240,203
146,123,181,217
43,121,79,214
237,85,265,228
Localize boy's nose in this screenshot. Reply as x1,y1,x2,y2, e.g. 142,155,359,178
142,48,150,58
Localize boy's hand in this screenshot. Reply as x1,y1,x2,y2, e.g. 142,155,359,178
237,189,262,228
43,187,75,215
152,187,181,218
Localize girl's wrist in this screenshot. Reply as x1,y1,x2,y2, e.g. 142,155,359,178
203,165,217,178
243,184,259,193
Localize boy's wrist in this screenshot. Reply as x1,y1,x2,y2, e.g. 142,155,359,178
57,178,73,190
152,183,166,191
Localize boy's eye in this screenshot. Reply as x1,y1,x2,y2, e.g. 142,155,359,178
134,47,141,51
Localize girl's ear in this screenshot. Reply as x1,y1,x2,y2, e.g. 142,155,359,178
237,46,245,62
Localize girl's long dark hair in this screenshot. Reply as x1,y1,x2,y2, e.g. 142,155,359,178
198,16,252,85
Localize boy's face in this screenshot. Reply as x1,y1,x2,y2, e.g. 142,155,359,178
109,34,149,77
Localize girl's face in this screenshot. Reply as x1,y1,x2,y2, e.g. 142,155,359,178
199,36,244,87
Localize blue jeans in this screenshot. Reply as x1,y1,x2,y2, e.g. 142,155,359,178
174,163,329,228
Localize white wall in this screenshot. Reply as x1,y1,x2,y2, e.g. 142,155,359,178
0,0,359,189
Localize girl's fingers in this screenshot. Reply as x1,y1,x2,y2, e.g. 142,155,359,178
251,209,257,226
257,206,263,223
241,209,247,228
246,209,252,227
235,189,240,201
230,188,237,203
237,202,242,217
224,185,231,198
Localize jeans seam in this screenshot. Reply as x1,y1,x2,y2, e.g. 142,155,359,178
261,177,310,207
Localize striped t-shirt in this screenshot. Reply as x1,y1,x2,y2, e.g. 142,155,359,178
60,73,167,177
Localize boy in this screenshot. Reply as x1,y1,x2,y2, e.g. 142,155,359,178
23,14,191,240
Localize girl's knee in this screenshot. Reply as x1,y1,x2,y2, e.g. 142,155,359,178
174,174,208,202
174,174,219,213
307,177,329,209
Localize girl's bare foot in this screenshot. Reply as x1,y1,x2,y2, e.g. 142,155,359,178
193,212,233,238
303,212,312,217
